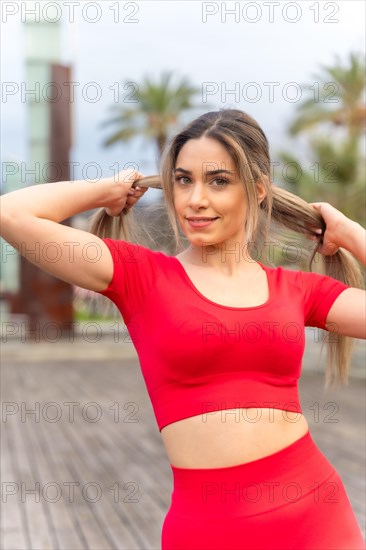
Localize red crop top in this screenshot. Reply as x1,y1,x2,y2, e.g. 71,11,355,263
96,238,350,432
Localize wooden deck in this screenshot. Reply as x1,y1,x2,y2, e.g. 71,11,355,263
1,355,365,549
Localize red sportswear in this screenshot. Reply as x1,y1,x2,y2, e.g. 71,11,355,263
96,239,350,432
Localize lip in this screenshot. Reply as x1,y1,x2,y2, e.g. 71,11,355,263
186,217,219,228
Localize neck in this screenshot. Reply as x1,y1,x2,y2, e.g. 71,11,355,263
180,242,259,277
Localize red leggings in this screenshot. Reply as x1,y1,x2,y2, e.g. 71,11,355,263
161,430,365,549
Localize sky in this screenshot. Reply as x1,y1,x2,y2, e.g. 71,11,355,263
1,0,365,202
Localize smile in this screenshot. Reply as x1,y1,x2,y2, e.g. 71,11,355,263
186,218,219,228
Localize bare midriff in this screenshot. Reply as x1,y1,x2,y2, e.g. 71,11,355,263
160,410,309,468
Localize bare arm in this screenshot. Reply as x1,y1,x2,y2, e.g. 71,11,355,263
338,220,366,267
0,171,144,291
309,202,366,339
324,218,366,339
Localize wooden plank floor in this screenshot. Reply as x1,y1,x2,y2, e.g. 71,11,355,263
1,358,365,549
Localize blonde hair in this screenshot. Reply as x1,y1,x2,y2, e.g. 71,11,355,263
89,109,364,389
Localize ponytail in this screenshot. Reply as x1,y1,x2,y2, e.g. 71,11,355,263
270,185,364,390
88,175,162,242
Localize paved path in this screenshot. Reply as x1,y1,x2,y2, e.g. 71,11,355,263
1,337,365,549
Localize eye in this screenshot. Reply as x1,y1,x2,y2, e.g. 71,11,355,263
212,178,228,187
174,176,191,185
174,176,229,186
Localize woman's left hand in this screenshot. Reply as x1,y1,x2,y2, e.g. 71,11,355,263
308,202,353,256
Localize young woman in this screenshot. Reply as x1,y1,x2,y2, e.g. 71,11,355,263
1,109,365,549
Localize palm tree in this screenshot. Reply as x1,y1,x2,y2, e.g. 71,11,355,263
278,51,366,195
276,138,365,220
289,52,365,140
274,52,366,263
101,71,204,158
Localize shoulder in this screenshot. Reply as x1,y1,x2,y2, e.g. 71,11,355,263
262,262,349,298
261,261,303,289
96,239,170,322
101,237,167,266
263,261,341,285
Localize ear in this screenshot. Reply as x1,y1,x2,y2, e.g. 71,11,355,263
256,175,268,204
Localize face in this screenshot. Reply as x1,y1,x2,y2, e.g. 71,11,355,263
173,136,265,250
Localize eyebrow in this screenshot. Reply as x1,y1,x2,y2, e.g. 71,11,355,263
174,167,236,176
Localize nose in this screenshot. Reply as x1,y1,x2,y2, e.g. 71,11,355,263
188,182,209,210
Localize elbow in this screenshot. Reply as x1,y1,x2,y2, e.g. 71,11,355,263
0,207,31,245
0,202,12,238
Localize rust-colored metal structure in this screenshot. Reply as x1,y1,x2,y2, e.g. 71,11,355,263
15,64,74,341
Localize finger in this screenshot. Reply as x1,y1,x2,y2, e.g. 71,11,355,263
129,190,146,201
323,242,339,255
125,195,143,209
127,188,145,197
133,172,145,186
134,185,149,192
316,241,339,256
308,224,323,233
308,202,326,212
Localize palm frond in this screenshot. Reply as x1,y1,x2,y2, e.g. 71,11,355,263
101,71,203,153
102,128,139,147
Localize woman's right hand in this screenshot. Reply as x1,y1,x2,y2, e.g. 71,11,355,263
104,169,149,216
